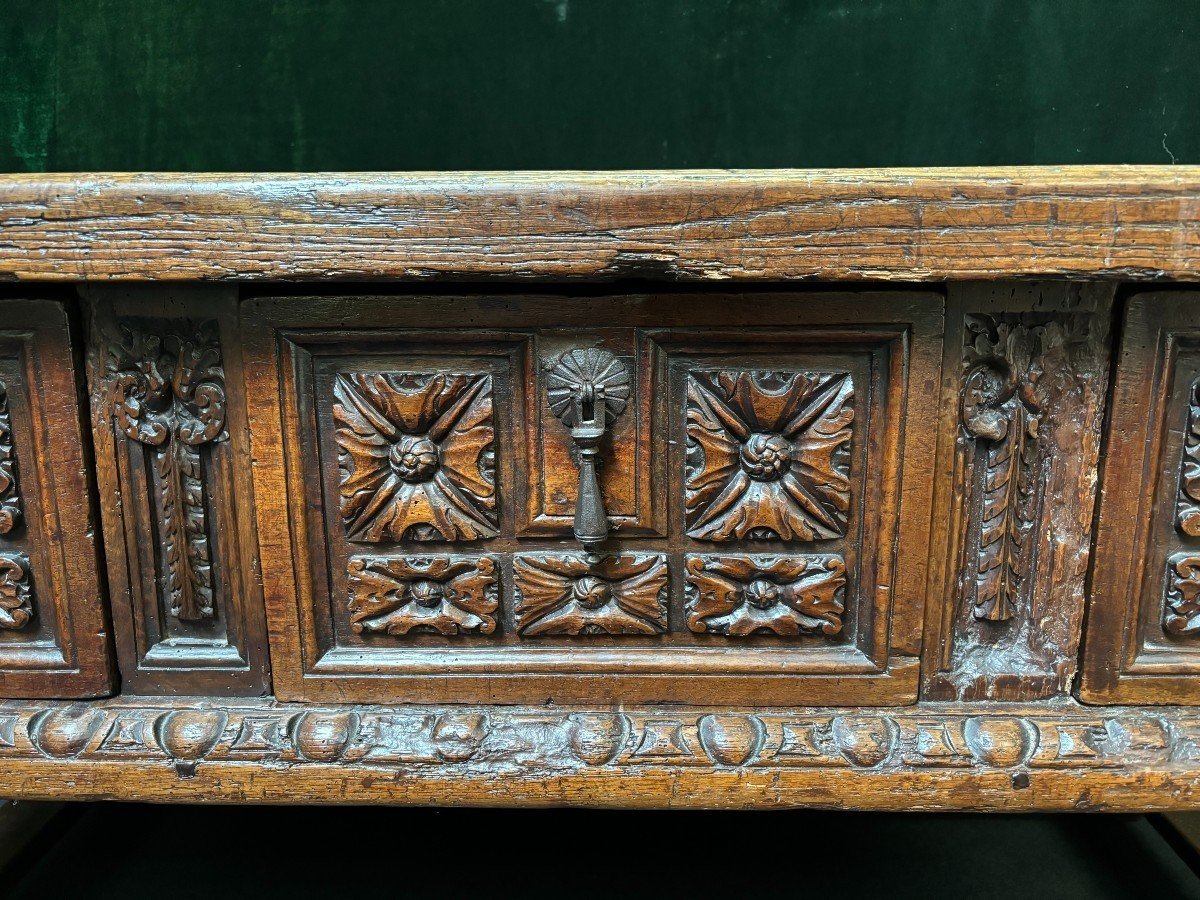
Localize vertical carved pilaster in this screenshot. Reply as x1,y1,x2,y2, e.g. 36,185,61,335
960,314,1052,622
1177,380,1200,537
0,379,21,534
105,321,226,621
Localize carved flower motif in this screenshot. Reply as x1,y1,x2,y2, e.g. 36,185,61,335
686,370,853,541
685,554,846,636
0,553,32,630
347,555,498,635
513,553,668,636
334,372,497,542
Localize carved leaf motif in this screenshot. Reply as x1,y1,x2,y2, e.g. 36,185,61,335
0,380,20,534
347,555,498,636
0,553,32,630
334,373,497,542
106,320,227,621
685,554,845,636
1177,380,1200,536
685,370,853,542
513,553,668,636
960,314,1053,622
1165,553,1200,637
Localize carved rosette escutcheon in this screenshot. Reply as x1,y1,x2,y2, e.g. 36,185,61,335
513,552,668,636
685,554,845,636
1177,379,1200,536
0,379,21,534
106,321,227,621
334,372,497,542
0,552,32,630
960,314,1060,622
1165,553,1200,637
347,555,498,636
685,370,853,542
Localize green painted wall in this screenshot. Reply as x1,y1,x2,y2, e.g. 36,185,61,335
1,0,1196,172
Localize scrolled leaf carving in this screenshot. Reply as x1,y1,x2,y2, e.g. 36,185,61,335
1177,379,1200,537
0,379,20,534
0,552,32,630
106,320,227,621
513,552,668,636
348,555,498,636
960,314,1061,622
685,370,853,542
334,372,497,542
1165,553,1200,637
685,554,845,636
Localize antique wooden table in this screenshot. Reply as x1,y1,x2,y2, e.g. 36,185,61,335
0,168,1198,809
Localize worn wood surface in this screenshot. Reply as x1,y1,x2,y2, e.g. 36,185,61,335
0,696,1197,811
0,168,1198,282
922,283,1113,700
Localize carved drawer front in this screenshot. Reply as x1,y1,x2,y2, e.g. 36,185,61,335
0,300,115,697
245,293,942,704
85,288,269,695
1082,292,1200,704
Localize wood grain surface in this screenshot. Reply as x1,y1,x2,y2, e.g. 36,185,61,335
0,168,1197,282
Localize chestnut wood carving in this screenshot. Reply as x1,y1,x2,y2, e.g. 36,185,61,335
347,555,498,636
922,284,1113,702
513,553,669,636
685,554,845,636
0,299,114,698
1082,291,1200,703
685,370,853,542
85,287,268,696
0,381,21,535
333,372,498,542
0,554,31,630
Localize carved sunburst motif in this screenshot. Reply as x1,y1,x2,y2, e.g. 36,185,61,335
685,370,853,542
347,555,498,636
685,554,846,636
513,553,668,636
334,373,497,542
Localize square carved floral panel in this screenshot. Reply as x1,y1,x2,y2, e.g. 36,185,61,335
513,552,669,636
685,554,846,637
334,372,498,542
685,370,853,542
347,555,498,636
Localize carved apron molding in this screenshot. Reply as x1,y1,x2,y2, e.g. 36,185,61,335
105,320,227,621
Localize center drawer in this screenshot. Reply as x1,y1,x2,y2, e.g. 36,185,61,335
244,292,943,704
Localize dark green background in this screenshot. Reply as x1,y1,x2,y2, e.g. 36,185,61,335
1,0,1196,172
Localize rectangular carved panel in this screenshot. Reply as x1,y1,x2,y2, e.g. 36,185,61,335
85,287,268,695
244,292,940,705
922,283,1114,701
1081,291,1200,703
0,299,115,697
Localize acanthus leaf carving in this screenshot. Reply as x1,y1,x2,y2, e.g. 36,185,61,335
348,554,498,636
106,320,227,621
960,314,1059,622
0,379,21,534
685,554,845,636
685,370,853,542
334,372,497,542
513,552,668,636
1177,379,1200,536
0,552,32,630
1165,553,1200,637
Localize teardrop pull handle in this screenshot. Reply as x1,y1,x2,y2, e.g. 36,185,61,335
544,348,632,550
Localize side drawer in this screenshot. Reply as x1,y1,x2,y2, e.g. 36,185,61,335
0,299,115,697
245,291,942,705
